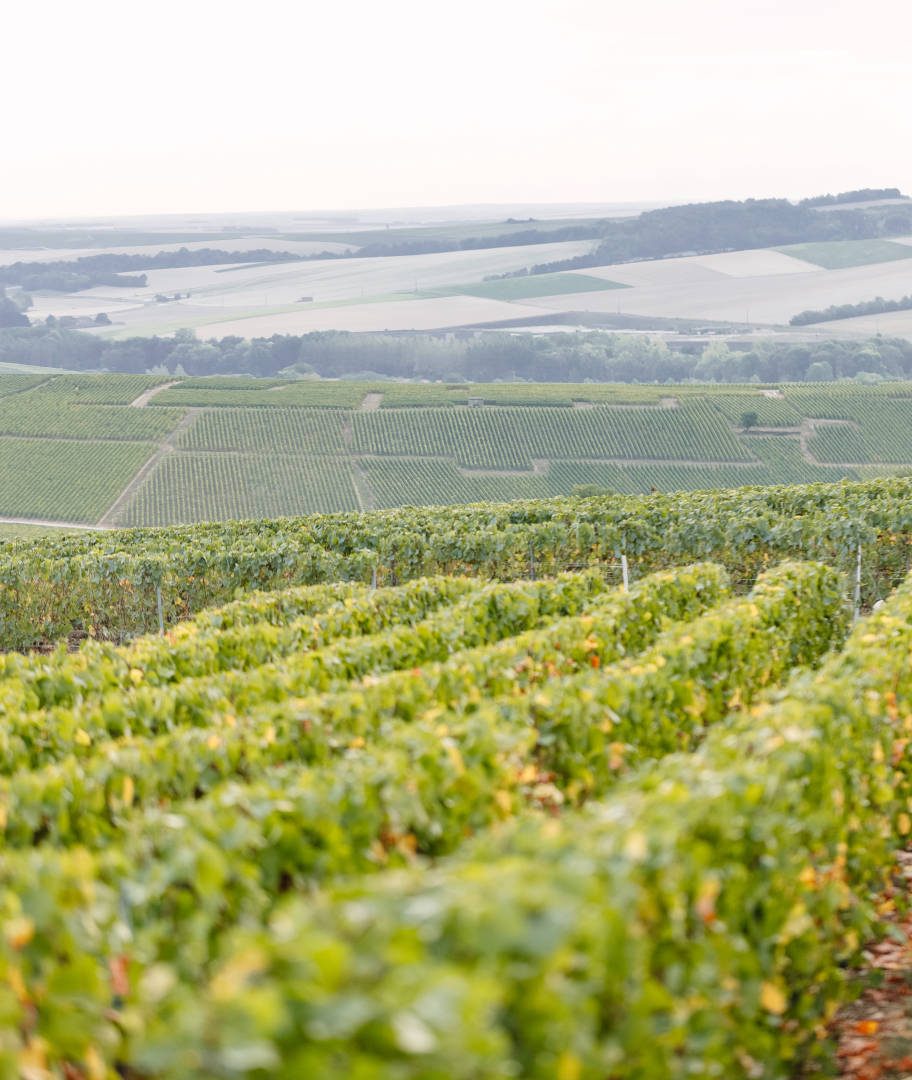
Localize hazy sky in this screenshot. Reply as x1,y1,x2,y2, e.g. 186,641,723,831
3,0,910,219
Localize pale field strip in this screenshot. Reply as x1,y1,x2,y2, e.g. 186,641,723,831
83,240,597,307
0,238,356,267
530,257,912,325
150,295,556,338
804,310,912,337
580,249,822,288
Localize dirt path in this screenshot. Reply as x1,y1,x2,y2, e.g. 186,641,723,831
360,393,383,411
351,461,376,511
129,381,178,407
0,517,103,530
827,849,912,1078
97,408,201,526
355,453,765,477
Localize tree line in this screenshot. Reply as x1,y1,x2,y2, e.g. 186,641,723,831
0,247,349,294
791,295,912,326
526,197,912,276
798,188,905,208
1,325,910,386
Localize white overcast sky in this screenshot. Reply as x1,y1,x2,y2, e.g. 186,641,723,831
2,0,910,219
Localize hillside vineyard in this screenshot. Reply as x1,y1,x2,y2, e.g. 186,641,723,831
1,479,912,1077
7,372,912,524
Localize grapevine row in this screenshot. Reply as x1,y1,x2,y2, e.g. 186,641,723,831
0,560,847,1078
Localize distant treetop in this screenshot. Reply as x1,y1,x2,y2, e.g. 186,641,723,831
799,188,906,208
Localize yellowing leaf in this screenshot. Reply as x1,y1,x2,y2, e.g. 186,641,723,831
122,776,134,807
74,728,92,747
760,981,787,1014
85,1046,106,1080
4,916,34,951
493,790,512,814
557,1052,581,1080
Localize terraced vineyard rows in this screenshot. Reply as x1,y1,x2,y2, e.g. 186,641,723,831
177,407,348,454
360,447,861,509
741,434,857,480
0,373,48,395
707,391,802,426
5,373,912,525
153,381,382,408
353,399,752,469
30,373,173,404
361,457,550,506
120,451,360,525
0,437,155,521
0,398,185,440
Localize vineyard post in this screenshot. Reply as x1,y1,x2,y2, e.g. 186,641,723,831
529,536,536,582
621,554,629,594
156,586,164,635
371,568,377,590
854,544,862,621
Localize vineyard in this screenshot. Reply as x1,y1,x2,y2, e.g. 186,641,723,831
0,398,185,441
0,373,48,396
704,391,802,427
0,437,155,521
152,380,381,408
4,478,912,1077
30,373,174,405
119,452,361,526
6,373,912,525
351,400,753,469
177,407,348,455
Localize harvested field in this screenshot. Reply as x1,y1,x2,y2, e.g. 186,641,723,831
580,248,820,288
85,240,597,309
529,256,912,326
120,295,554,338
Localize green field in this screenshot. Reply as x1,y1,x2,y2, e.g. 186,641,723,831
774,238,912,269
432,271,629,301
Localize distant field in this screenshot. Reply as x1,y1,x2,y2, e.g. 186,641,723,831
88,240,597,311
773,239,912,270
436,272,629,301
